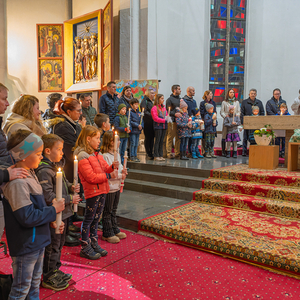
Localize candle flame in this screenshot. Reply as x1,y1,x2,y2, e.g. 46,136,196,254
58,167,61,172
74,155,77,160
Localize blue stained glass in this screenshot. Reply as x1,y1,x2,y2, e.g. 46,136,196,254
218,78,223,81
211,77,215,80
220,7,226,17
230,48,238,55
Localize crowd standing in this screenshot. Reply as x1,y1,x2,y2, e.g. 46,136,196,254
0,80,298,299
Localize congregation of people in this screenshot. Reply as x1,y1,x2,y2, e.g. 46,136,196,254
0,80,298,299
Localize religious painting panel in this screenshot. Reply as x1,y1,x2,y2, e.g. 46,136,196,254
64,10,102,93
38,59,63,92
103,45,111,87
37,24,63,58
115,80,159,101
103,2,111,48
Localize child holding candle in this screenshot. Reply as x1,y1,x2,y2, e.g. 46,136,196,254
190,108,204,159
101,131,127,243
175,100,192,160
128,99,143,162
35,134,81,290
204,104,218,158
114,104,130,164
2,129,65,299
73,125,119,260
224,105,241,158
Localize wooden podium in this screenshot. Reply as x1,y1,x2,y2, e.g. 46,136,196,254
249,145,279,170
244,116,300,166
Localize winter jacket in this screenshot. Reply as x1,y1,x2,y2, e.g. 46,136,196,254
3,112,46,138
191,116,203,139
291,96,300,115
151,105,168,130
82,105,97,126
114,113,129,138
119,95,132,111
130,108,143,134
42,109,57,120
266,96,286,115
183,95,197,117
224,114,241,134
0,117,14,167
99,92,120,124
166,94,181,122
220,99,241,119
45,114,82,182
140,96,154,124
240,97,265,124
35,157,74,220
102,152,123,193
176,111,191,138
2,170,56,257
74,147,114,199
199,100,217,121
204,113,218,134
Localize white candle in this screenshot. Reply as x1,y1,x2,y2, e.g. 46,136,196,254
140,108,144,125
114,132,119,162
127,108,131,127
73,156,78,213
55,168,62,234
120,150,128,193
168,107,170,116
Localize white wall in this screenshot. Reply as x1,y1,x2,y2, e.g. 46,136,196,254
72,0,108,18
6,0,69,112
147,0,210,105
245,0,300,112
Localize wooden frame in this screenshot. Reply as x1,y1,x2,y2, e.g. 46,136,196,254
37,24,64,92
102,0,113,88
64,10,102,93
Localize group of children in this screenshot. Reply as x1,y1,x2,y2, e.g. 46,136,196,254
3,112,128,297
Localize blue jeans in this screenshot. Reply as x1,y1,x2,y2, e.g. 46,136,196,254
9,248,45,300
130,134,140,157
82,194,106,245
119,138,128,164
180,137,189,153
191,138,200,153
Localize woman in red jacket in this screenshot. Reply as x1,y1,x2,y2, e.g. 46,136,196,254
74,125,119,260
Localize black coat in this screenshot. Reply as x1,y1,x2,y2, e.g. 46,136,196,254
240,97,265,124
49,115,82,182
166,94,181,122
266,96,286,115
140,96,154,124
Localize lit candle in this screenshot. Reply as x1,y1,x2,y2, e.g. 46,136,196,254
140,108,144,125
73,156,78,213
112,126,114,132
168,107,170,116
127,108,131,128
55,168,62,234
280,111,283,116
120,150,128,193
114,132,119,162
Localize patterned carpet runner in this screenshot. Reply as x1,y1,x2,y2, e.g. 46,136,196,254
138,164,300,278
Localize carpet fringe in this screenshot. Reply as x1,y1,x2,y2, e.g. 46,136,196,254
137,231,176,243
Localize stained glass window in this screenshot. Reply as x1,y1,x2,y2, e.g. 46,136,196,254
210,0,247,105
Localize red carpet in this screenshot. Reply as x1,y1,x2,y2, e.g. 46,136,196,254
0,228,299,299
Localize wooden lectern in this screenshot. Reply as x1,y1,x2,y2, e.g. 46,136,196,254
243,115,300,167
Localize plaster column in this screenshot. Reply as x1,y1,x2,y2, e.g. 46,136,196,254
0,0,7,84
130,0,139,79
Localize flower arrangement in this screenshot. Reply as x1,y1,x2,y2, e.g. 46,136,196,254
253,125,276,146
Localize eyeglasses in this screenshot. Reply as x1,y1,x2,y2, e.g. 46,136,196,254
74,109,82,112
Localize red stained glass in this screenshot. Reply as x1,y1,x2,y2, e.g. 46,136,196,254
240,0,245,8
217,20,227,29
241,13,245,18
236,28,243,34
214,89,225,96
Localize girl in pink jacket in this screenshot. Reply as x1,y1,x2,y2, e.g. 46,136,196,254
151,94,169,161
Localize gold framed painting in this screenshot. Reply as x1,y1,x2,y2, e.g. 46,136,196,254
37,24,63,58
38,59,63,92
64,10,102,93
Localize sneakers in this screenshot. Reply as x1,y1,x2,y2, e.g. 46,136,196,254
80,243,101,260
102,235,120,244
191,152,198,159
206,153,212,158
116,232,127,239
42,272,69,291
56,269,72,282
91,240,108,256
160,157,166,161
210,152,217,158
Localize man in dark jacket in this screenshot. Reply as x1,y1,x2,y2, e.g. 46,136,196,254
80,93,97,126
42,93,62,120
0,83,28,241
99,81,120,125
266,88,286,115
183,86,197,156
240,88,265,156
165,85,181,158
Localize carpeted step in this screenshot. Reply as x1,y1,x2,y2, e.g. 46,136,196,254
202,178,300,203
194,189,300,219
211,164,300,187
138,201,300,277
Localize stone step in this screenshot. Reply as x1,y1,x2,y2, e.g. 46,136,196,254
127,161,211,178
127,169,205,189
124,178,196,201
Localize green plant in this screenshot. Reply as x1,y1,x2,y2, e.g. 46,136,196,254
253,125,276,140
